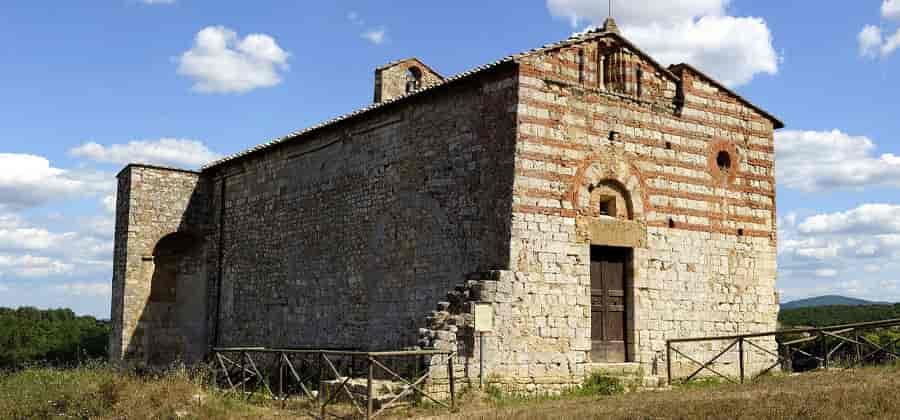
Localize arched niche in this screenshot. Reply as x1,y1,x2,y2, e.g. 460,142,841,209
139,231,208,365
569,154,648,249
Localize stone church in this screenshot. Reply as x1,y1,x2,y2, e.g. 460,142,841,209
110,18,781,390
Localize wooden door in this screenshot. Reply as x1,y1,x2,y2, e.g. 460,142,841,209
590,247,629,363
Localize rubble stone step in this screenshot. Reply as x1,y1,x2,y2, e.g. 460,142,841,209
319,377,415,408
586,362,643,377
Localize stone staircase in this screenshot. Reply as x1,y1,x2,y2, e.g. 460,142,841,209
419,272,502,351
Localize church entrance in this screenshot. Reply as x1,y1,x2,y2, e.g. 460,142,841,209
590,246,630,363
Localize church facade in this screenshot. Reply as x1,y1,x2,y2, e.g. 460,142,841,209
110,19,782,390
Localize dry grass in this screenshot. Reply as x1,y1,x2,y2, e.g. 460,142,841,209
402,364,900,420
2,363,900,419
0,362,295,420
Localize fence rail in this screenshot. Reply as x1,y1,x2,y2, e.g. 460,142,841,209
666,318,900,386
210,347,456,420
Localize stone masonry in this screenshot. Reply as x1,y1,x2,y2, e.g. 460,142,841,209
111,19,781,392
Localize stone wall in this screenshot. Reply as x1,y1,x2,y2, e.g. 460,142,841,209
110,165,211,365
473,35,780,389
208,66,519,351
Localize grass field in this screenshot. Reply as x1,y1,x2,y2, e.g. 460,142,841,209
2,362,900,419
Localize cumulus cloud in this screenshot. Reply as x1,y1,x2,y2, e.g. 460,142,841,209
54,282,111,297
775,129,900,192
884,0,900,20
349,12,387,45
859,25,884,58
70,138,220,168
0,254,74,278
779,204,900,302
798,204,900,235
859,2,900,59
0,154,112,210
0,211,112,267
177,26,290,94
362,28,387,45
884,29,900,57
858,25,900,58
546,0,779,86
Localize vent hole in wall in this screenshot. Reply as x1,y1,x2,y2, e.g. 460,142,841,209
716,151,732,172
608,131,620,141
668,218,676,228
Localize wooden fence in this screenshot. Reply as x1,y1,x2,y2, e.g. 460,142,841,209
210,347,456,419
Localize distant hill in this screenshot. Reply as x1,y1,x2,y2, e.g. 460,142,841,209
781,295,888,310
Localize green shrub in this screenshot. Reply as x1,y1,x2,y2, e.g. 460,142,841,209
573,372,624,396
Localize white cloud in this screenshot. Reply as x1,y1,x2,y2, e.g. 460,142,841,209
548,0,726,28
0,154,112,210
546,0,779,86
884,0,900,20
778,204,900,302
102,194,116,214
70,138,220,168
54,282,111,297
775,129,900,192
177,26,290,94
0,211,112,264
859,25,884,58
860,1,900,59
0,254,74,278
884,28,900,57
815,269,839,278
347,11,364,25
362,28,386,45
858,25,900,59
142,0,175,4
798,204,900,235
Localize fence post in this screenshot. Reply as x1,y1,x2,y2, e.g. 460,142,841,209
448,355,456,410
241,352,246,396
367,356,374,420
819,330,828,369
319,353,326,420
279,353,285,408
738,337,745,384
666,341,673,386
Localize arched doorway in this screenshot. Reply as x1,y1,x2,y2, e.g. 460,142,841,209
142,232,207,365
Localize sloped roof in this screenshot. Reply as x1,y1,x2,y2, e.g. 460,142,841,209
202,22,781,171
668,63,784,129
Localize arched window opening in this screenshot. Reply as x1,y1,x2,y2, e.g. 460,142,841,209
589,179,633,220
405,67,423,93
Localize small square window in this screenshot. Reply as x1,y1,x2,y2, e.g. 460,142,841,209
598,197,616,217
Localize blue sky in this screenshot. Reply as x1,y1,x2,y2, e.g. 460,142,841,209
1,1,900,317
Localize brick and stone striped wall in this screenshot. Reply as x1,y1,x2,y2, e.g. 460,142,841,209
473,37,779,389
